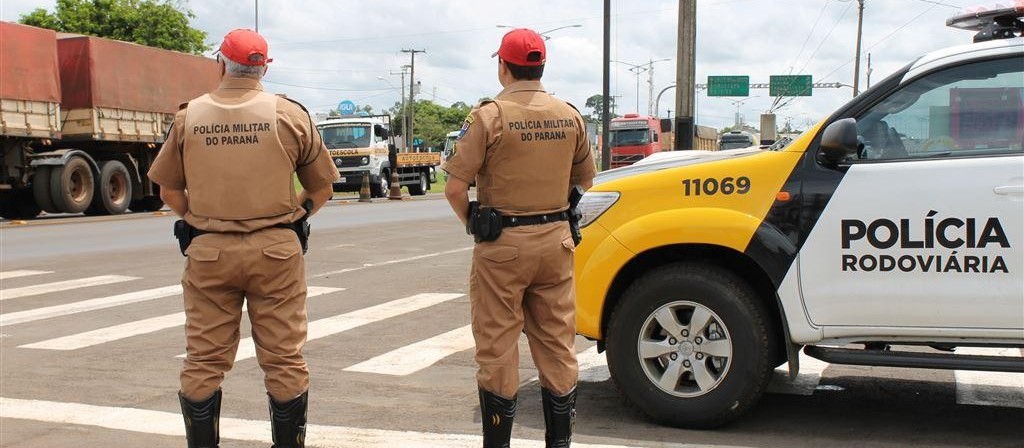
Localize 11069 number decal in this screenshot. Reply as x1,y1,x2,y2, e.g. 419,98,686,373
682,177,751,196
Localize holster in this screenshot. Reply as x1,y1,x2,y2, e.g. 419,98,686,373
174,219,197,256
568,185,585,246
292,199,313,254
467,201,503,243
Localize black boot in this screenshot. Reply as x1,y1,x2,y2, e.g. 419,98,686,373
178,389,221,448
269,391,308,448
542,387,576,448
479,389,517,448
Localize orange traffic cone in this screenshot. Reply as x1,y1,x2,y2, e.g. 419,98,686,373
388,170,403,200
359,172,372,202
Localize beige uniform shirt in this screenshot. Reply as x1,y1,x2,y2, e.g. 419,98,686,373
149,77,339,233
443,80,596,216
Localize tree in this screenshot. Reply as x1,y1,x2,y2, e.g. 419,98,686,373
388,100,472,149
20,0,208,55
585,94,617,123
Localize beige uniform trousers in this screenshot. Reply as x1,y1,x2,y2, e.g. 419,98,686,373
179,227,309,402
471,221,579,399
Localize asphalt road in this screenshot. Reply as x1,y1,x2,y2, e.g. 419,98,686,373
1,194,1022,447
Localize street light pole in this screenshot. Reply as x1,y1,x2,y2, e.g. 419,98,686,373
612,60,648,115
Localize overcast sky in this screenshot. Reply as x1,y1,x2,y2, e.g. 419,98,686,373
2,0,978,130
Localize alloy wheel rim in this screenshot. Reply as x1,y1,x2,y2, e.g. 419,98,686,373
637,300,733,398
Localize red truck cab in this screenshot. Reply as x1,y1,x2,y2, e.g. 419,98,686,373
608,114,668,168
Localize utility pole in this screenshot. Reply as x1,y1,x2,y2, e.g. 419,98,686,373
401,49,425,151
601,0,611,170
389,66,409,145
853,0,865,98
674,0,696,150
254,0,259,32
645,58,671,116
866,52,873,89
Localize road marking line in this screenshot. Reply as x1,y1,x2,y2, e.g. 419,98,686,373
0,270,53,281
767,351,830,396
177,293,465,361
345,324,475,376
954,347,1024,408
577,346,611,383
0,397,720,448
312,247,472,278
22,287,343,351
0,275,139,301
0,285,183,327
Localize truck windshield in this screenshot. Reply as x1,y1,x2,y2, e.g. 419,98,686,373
319,125,372,149
720,135,754,150
610,129,650,147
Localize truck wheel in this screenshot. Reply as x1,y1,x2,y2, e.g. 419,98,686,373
605,262,774,429
0,188,41,220
130,196,164,212
370,171,389,198
408,171,428,196
32,166,59,213
49,156,94,214
87,161,132,215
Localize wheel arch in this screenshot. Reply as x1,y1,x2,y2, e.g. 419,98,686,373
600,243,787,364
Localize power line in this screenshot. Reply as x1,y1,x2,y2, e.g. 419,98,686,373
772,0,853,111
773,3,939,111
910,0,961,8
262,80,393,92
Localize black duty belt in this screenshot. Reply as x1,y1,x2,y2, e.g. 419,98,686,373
192,223,293,237
501,211,570,228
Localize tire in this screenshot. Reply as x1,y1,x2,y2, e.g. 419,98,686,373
0,188,41,220
605,262,775,429
130,196,165,212
408,171,428,196
370,170,389,198
49,156,94,214
32,166,59,213
87,161,132,215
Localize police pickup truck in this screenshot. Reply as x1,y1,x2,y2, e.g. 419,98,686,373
573,5,1023,428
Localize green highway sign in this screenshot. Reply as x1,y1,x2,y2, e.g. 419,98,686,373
707,76,750,97
770,75,813,97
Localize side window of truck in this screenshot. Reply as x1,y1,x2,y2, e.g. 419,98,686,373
853,57,1023,161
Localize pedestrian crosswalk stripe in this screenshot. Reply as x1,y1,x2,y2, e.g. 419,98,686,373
0,270,53,281
954,347,1024,409
0,275,139,301
21,287,344,351
345,324,475,376
0,285,182,327
214,293,464,362
766,351,830,396
0,397,711,448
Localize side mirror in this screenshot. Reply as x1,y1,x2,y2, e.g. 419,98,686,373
819,118,859,165
659,118,672,133
375,124,390,139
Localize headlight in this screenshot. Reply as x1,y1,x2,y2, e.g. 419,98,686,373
334,158,342,167
578,191,619,228
361,156,369,165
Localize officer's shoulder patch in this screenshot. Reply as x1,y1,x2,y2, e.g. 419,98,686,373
178,102,189,110
565,101,581,114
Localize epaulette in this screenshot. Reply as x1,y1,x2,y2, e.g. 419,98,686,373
282,96,312,115
565,101,581,114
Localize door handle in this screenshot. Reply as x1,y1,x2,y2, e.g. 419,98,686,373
993,185,1023,196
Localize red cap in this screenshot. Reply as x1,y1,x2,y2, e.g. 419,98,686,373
493,28,546,66
218,29,272,66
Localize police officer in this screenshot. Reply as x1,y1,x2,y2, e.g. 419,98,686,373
443,28,597,448
148,29,338,448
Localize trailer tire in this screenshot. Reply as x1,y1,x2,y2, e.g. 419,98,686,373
87,161,132,215
32,166,59,213
408,171,428,196
0,188,41,220
130,196,165,212
49,156,94,214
